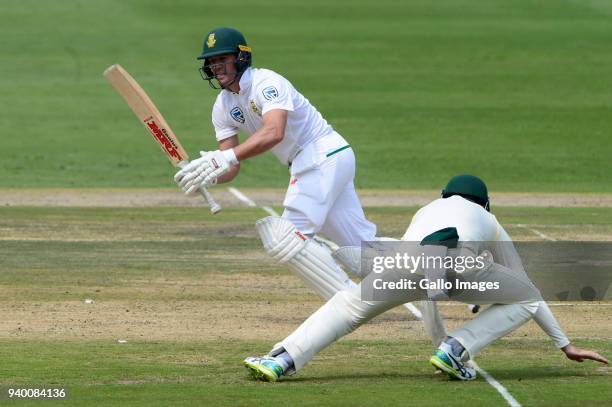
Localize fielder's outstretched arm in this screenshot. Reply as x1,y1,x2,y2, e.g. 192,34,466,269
562,343,609,364
533,301,608,364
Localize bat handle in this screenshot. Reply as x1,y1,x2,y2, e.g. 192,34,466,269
178,160,221,214
199,186,222,214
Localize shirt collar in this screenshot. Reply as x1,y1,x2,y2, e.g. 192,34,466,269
237,67,253,95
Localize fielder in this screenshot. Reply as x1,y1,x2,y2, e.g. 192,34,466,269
174,27,377,301
244,175,609,381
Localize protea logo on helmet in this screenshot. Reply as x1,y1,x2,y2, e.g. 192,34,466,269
207,33,216,48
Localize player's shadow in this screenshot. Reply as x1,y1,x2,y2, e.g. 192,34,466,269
479,366,605,380
284,371,429,383
278,366,605,383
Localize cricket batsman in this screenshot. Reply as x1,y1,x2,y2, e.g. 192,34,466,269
174,27,377,300
244,175,609,381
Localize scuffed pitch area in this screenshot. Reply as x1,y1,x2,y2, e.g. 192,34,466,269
1,206,611,343
2,298,611,344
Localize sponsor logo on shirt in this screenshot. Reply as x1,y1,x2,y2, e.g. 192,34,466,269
230,106,245,123
262,86,279,101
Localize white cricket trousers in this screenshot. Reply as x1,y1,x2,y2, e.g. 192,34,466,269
282,133,376,246
279,269,541,372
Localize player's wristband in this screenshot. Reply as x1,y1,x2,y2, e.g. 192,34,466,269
222,148,239,165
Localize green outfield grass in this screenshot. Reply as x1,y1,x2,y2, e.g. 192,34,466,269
1,339,610,407
3,0,612,191
1,206,610,406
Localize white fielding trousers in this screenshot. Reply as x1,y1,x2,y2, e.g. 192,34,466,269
278,273,542,372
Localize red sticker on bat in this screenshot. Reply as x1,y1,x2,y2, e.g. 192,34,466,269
144,118,183,161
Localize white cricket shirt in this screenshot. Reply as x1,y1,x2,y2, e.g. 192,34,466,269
211,67,334,164
402,196,502,242
404,197,570,348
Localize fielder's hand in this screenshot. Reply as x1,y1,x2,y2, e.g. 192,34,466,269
174,150,237,195
562,344,609,364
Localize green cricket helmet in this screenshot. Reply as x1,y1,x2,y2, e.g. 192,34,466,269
198,27,252,88
442,174,490,211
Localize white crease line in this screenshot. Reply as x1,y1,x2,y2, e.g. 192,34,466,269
403,303,423,320
229,187,278,216
262,206,280,216
494,227,611,306
227,187,257,207
470,361,522,407
515,224,557,241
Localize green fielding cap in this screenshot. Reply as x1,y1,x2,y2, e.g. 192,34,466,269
442,174,489,208
198,27,249,60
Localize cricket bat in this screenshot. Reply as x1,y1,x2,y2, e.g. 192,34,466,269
103,64,221,214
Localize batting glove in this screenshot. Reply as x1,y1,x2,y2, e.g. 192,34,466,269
175,150,237,195
173,152,213,195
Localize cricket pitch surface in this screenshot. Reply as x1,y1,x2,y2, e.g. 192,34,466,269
1,190,610,406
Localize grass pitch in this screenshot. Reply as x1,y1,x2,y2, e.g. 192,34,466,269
1,206,610,406
1,339,609,407
3,0,612,404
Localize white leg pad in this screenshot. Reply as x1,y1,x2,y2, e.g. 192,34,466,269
256,216,355,300
332,246,364,277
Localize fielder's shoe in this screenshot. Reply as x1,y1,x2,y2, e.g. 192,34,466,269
244,356,285,382
429,341,476,381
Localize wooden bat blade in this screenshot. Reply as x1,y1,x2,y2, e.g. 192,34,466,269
103,64,222,214
103,64,188,166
